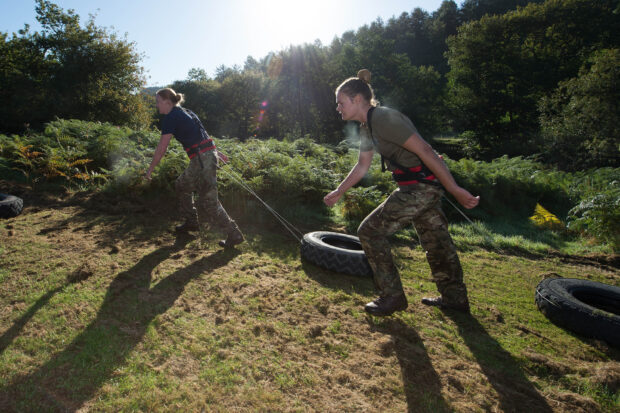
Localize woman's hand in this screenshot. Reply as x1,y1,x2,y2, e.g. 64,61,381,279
216,151,229,163
450,186,480,209
324,151,372,207
323,189,343,207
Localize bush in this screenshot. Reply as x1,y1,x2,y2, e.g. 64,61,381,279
1,118,618,249
215,138,347,218
566,168,620,251
443,155,574,221
341,186,385,231
0,119,170,191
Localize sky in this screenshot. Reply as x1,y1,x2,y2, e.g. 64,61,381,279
1,0,445,87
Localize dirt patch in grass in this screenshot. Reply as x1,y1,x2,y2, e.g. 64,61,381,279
548,251,620,272
0,190,618,412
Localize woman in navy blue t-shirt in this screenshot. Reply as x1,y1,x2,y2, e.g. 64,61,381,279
146,88,243,248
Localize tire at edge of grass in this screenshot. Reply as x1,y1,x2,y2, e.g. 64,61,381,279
535,277,620,347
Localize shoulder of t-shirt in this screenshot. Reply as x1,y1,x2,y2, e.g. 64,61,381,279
162,107,182,132
373,106,408,130
172,106,186,117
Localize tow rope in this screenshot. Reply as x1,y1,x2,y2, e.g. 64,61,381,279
216,156,304,243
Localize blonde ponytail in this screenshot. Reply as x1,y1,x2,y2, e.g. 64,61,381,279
156,88,185,106
335,69,378,106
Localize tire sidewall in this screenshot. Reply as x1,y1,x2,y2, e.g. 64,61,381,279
300,231,372,277
303,231,366,257
536,277,620,346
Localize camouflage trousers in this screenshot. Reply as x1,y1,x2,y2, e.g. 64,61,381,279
175,150,235,234
357,184,469,307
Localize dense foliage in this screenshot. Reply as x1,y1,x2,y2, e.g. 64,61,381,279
1,119,618,250
567,174,620,249
2,0,617,171
446,0,619,160
539,48,620,171
168,0,552,144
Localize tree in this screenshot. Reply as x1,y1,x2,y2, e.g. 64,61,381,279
446,0,620,159
0,27,51,132
458,0,546,23
389,64,444,136
267,44,336,141
218,71,264,140
0,1,149,133
186,68,208,82
428,1,459,75
539,49,620,170
385,9,433,68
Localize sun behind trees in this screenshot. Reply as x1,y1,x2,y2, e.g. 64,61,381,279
1,0,618,172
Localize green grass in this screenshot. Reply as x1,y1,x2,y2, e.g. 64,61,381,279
0,190,618,412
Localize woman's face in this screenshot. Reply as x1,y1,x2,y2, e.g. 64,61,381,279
336,92,359,122
156,94,174,115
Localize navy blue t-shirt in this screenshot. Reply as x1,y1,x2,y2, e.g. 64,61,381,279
161,106,203,150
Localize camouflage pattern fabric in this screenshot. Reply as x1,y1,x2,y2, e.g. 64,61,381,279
357,184,469,307
175,151,235,233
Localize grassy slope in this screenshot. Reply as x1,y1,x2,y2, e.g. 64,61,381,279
0,188,618,413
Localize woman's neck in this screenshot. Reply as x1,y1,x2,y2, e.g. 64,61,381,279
359,104,373,124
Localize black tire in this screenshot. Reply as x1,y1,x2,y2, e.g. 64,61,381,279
300,231,372,277
535,277,620,347
0,193,23,218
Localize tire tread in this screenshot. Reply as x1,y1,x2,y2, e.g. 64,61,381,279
300,232,372,277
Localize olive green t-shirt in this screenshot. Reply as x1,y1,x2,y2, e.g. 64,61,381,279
359,106,422,170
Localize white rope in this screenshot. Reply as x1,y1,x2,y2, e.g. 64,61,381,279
217,162,304,242
442,195,505,255
442,195,476,225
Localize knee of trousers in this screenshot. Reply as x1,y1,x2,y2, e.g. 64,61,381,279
357,220,375,244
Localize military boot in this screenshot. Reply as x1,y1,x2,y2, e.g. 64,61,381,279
218,221,244,248
175,219,199,233
421,296,470,313
364,293,408,316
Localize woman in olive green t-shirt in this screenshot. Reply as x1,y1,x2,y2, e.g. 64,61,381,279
324,69,480,317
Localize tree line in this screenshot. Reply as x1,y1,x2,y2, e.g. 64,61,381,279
1,0,618,171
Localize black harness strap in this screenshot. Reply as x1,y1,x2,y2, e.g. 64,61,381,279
389,158,441,187
366,106,440,187
366,107,387,171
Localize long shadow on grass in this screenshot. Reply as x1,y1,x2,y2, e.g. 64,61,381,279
37,190,177,246
367,317,452,413
448,313,553,413
0,286,65,356
0,234,239,412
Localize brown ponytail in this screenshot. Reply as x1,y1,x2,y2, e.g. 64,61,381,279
357,69,371,84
